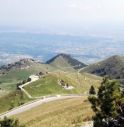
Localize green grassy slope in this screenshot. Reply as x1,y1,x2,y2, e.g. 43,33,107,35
0,69,101,114
0,90,31,113
0,54,86,97
81,55,124,84
0,56,101,115
46,54,86,72
0,63,54,97
24,74,77,97
56,71,101,93
24,71,101,97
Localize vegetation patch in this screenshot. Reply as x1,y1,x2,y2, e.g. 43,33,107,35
14,97,93,127
0,90,31,113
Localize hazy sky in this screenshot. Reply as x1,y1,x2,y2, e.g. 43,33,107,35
0,0,124,36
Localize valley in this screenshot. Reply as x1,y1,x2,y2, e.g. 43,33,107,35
0,33,124,65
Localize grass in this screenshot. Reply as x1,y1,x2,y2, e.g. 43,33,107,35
14,97,93,127
0,64,55,97
0,63,56,113
24,74,77,97
0,70,31,90
48,55,77,72
0,68,101,114
0,65,101,115
24,71,102,97
56,71,101,93
0,90,31,113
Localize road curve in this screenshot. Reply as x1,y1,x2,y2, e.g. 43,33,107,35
18,75,40,99
0,95,83,119
0,65,86,119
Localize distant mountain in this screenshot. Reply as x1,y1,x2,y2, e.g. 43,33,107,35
82,55,124,84
46,53,87,70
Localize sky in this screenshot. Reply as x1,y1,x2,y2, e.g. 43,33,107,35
0,0,124,37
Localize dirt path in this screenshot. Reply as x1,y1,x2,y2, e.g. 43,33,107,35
18,75,39,99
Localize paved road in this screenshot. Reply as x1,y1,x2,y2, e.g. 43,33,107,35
0,95,82,119
0,65,86,119
78,66,88,74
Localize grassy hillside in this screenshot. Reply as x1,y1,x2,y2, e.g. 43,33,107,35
46,54,86,72
0,90,31,113
24,71,101,97
0,70,101,114
55,71,101,94
0,55,101,115
0,54,86,97
0,61,54,97
24,74,77,97
14,97,93,127
82,55,124,84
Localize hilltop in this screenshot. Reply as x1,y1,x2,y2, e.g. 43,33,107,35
0,58,41,73
46,54,86,71
81,55,124,84
0,58,54,96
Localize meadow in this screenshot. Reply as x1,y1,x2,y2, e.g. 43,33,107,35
14,97,93,127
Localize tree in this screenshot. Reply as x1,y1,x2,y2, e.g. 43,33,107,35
39,72,44,76
89,85,96,95
16,82,22,90
0,117,25,127
22,80,25,84
27,77,31,82
88,77,124,127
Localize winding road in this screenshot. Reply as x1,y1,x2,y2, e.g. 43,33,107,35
0,65,87,119
18,75,40,99
0,95,82,119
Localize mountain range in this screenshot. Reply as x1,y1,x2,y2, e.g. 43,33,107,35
46,54,124,84
0,53,124,127
0,54,124,84
0,53,101,115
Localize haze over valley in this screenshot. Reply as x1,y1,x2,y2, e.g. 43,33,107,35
0,32,124,65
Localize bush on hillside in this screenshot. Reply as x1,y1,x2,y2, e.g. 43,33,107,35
0,117,25,127
89,85,96,95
